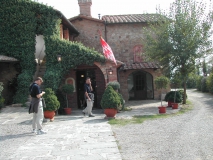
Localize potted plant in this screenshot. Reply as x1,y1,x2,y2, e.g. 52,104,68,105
107,81,120,92
61,84,74,115
169,73,182,109
101,85,121,118
165,91,182,109
43,88,60,121
107,81,125,112
154,76,170,113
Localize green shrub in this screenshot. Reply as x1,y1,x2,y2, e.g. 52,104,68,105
43,88,60,111
101,86,121,109
154,76,170,90
107,81,120,91
61,84,74,108
164,91,182,103
201,77,208,92
186,73,198,88
117,93,125,111
178,89,187,102
1,0,105,104
0,96,5,109
154,76,170,106
196,76,202,91
206,73,213,94
61,84,74,94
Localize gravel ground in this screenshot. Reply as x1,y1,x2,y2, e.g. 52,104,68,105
111,89,213,160
0,107,34,160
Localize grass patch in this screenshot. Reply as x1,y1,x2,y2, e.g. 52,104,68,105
177,100,193,114
122,107,132,111
109,100,193,126
109,114,169,126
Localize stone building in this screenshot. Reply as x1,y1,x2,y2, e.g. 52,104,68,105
64,0,168,109
1,0,169,109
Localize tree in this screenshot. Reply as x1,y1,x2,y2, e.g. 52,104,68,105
154,76,170,106
202,59,207,76
142,0,213,104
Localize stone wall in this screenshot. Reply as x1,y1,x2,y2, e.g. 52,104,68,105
70,18,170,102
71,18,104,53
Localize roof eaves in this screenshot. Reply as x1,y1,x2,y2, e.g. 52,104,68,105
69,15,104,23
54,9,79,35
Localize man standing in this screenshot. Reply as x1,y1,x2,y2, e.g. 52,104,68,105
29,77,46,135
82,77,95,117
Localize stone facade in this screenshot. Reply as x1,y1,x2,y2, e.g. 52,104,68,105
70,16,169,102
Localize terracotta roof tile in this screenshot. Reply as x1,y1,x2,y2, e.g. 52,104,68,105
123,62,160,70
102,14,165,24
0,55,19,62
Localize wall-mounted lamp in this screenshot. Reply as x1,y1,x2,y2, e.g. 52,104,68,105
107,68,113,75
81,75,84,78
35,58,38,64
57,55,62,62
39,59,43,65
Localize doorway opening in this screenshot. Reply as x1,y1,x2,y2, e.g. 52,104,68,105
76,69,97,109
128,71,154,100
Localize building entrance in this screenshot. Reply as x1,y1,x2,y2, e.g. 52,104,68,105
76,70,97,109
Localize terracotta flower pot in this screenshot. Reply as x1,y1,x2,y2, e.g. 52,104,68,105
158,106,166,113
64,108,72,115
104,109,117,118
168,101,173,107
44,110,55,121
172,103,178,109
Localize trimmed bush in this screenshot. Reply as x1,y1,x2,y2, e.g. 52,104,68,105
43,88,60,111
154,76,170,106
178,89,187,102
164,91,182,103
101,86,121,109
61,84,74,108
61,84,74,95
107,81,120,91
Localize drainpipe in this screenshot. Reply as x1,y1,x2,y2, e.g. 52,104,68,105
104,20,107,42
117,64,124,86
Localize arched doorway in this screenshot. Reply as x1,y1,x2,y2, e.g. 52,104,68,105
75,64,105,109
128,71,154,100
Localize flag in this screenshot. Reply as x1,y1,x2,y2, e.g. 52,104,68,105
100,36,117,65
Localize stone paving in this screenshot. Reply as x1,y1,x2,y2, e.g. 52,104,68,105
0,100,179,160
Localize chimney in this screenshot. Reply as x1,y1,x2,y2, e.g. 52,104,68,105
78,0,92,17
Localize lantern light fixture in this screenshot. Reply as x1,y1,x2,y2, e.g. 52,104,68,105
57,55,62,62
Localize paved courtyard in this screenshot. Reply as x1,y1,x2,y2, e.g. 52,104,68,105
0,94,188,160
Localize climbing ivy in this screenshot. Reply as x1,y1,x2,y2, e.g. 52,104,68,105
0,0,105,104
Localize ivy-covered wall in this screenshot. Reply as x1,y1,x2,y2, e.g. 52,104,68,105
0,0,105,104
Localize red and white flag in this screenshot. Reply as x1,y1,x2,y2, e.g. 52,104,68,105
100,36,117,65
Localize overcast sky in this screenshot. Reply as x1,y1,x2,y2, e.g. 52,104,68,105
36,0,212,19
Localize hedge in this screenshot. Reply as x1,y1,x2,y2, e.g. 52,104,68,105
0,0,105,104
